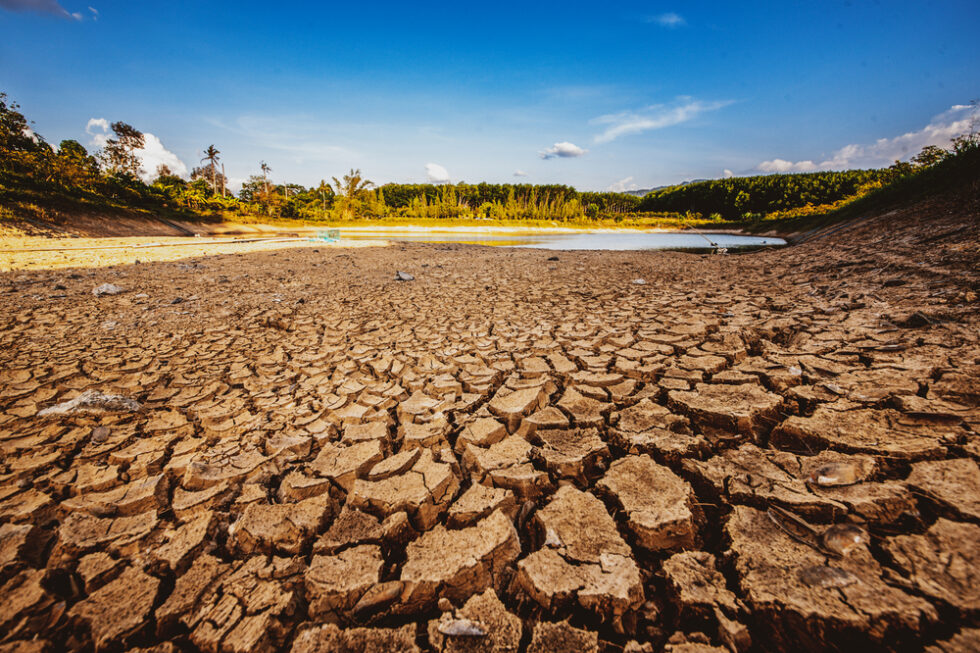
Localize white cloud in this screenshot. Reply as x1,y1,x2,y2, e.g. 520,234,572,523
85,118,110,147
539,141,588,159
87,5,97,19
592,97,731,143
757,103,980,173
758,158,817,173
85,117,187,181
0,0,77,18
138,133,187,181
608,176,639,192
425,162,450,183
513,170,528,177
723,169,734,178
648,12,685,28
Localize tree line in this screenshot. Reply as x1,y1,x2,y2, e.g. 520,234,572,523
2,91,975,225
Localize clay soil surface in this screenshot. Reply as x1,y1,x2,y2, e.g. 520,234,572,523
0,235,386,272
0,195,978,652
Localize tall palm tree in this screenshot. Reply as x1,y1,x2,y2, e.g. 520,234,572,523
260,161,271,194
202,145,220,195
317,179,331,210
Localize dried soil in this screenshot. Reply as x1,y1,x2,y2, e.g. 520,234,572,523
0,194,978,651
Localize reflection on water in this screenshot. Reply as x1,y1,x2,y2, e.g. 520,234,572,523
340,229,785,251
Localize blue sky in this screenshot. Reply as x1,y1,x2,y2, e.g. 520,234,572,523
2,0,978,191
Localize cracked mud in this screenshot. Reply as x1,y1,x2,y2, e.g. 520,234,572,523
0,201,978,652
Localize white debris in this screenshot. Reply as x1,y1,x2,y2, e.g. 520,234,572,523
437,617,487,637
38,390,141,416
92,283,124,296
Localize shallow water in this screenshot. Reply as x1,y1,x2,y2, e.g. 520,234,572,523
340,229,785,251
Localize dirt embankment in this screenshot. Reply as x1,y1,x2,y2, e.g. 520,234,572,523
0,187,977,652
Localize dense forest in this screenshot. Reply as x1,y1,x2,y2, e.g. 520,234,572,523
637,169,894,219
1,92,975,227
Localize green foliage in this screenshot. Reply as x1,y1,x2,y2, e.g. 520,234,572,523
99,122,144,176
638,169,892,219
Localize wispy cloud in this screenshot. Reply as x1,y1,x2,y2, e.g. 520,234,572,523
723,169,734,178
0,0,81,19
758,103,980,173
608,176,639,192
513,170,528,177
211,114,356,162
539,142,588,159
425,162,450,183
647,12,685,28
87,5,97,20
591,97,731,143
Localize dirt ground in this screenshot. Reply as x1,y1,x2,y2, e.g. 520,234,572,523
0,193,978,652
0,235,387,272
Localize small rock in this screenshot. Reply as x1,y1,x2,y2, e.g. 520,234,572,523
352,580,404,617
820,523,867,556
436,618,487,637
92,283,124,296
396,271,415,281
632,279,646,285
798,565,859,589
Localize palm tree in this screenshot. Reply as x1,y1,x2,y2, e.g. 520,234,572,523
331,169,374,220
331,168,373,198
317,179,331,211
260,161,271,194
201,145,220,195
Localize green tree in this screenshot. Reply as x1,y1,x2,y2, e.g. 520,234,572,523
316,179,334,210
331,168,374,219
100,122,144,176
911,145,948,168
734,190,750,215
0,93,43,154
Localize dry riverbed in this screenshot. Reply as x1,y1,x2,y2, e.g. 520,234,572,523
0,198,978,652
0,235,387,272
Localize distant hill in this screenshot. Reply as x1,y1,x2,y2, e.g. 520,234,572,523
624,179,709,197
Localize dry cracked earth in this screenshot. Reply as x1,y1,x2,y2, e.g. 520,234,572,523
0,202,978,653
